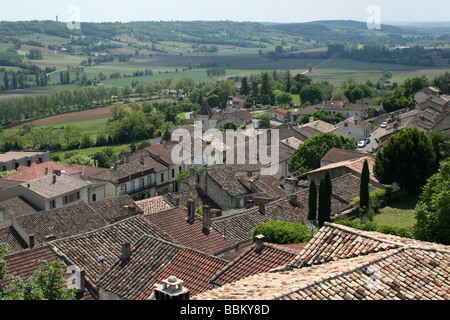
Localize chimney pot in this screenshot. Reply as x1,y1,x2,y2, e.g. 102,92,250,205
186,199,195,224
29,234,35,249
153,276,190,300
254,234,265,253
98,256,104,275
259,203,266,215
202,205,211,235
290,194,298,206
121,243,131,261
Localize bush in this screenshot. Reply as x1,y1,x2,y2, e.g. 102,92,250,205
252,220,312,244
334,217,414,239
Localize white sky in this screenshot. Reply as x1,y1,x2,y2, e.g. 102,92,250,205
0,0,449,23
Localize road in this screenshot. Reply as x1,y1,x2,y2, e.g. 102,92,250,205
302,58,333,75
359,126,386,153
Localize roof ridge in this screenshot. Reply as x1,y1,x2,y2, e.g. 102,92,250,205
270,247,405,300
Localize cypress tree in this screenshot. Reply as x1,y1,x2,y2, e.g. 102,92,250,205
324,171,332,224
308,179,317,221
318,178,327,227
360,159,370,212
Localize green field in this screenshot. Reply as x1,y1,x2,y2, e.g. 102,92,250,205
373,195,419,228
309,58,448,86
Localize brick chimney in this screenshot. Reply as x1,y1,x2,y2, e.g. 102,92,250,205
121,243,131,261
98,256,105,276
29,234,35,249
202,205,211,235
254,234,265,253
259,202,266,215
152,276,190,300
186,199,195,224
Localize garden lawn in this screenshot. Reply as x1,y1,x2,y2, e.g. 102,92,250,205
373,195,419,228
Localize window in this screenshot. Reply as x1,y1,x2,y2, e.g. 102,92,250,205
76,191,80,200
27,160,31,167
139,178,145,190
121,184,127,195
92,194,97,202
130,181,135,193
50,200,56,209
161,173,164,183
172,168,175,178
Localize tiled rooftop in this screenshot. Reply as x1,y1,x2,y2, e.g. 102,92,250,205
210,242,297,287
142,206,238,256
136,196,173,215
0,227,28,253
194,223,450,300
20,173,91,199
321,148,375,164
52,215,173,286
97,235,228,300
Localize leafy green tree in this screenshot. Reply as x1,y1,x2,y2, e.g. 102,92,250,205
276,91,293,108
1,250,76,300
374,127,436,194
430,132,450,171
65,154,95,167
222,121,238,131
343,82,374,103
300,85,322,105
257,113,272,129
289,132,357,175
360,159,370,212
414,159,450,244
308,179,317,221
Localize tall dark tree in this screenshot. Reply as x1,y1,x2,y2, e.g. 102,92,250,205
3,72,9,90
240,77,250,96
308,179,317,221
360,159,370,211
324,171,332,224
318,178,327,228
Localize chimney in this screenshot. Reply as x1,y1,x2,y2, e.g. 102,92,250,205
254,234,265,253
309,117,314,123
153,276,190,301
259,202,266,215
202,205,211,235
247,171,253,178
186,199,195,224
98,256,105,276
284,177,297,196
45,167,48,175
247,199,254,208
290,194,298,206
174,197,180,207
121,243,131,261
29,234,35,249
140,155,145,165
78,268,86,292
52,175,57,184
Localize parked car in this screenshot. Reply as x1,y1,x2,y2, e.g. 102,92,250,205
358,139,367,148
380,121,388,128
365,137,371,144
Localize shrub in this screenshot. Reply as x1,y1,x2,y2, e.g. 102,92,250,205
252,220,312,244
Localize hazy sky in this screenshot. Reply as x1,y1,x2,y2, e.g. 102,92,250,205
0,0,449,23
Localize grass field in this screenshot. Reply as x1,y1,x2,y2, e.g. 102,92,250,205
309,58,448,86
373,195,419,228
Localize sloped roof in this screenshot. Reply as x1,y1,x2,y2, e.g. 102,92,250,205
0,196,39,221
97,235,228,300
142,207,238,256
88,160,154,185
145,143,176,166
20,173,91,199
136,196,174,215
1,245,59,288
206,165,250,197
89,195,143,222
0,227,28,253
14,204,109,246
210,242,297,287
52,215,173,286
322,148,374,164
3,161,81,182
193,223,450,300
302,120,336,133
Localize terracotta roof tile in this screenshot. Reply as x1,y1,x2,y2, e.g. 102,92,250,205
136,196,173,214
